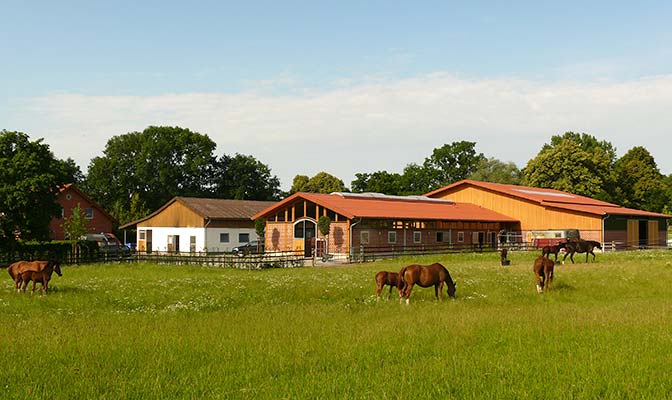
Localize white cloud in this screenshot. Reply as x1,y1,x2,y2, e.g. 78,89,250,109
13,73,672,190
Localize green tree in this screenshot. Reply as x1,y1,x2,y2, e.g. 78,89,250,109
469,157,522,184
213,154,282,200
423,141,485,190
61,203,89,240
0,130,69,246
522,132,616,200
290,175,310,194
351,171,405,194
291,172,346,194
613,146,669,212
84,126,217,223
400,163,434,195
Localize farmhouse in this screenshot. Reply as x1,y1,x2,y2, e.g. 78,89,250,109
50,184,116,240
425,180,670,249
120,197,276,253
251,192,518,259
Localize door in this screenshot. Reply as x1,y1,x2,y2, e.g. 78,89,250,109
146,230,153,254
626,220,638,249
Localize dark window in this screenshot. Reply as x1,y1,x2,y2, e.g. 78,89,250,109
220,233,229,243
239,233,250,243
436,232,444,242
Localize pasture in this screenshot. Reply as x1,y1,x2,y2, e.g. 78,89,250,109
1,251,671,399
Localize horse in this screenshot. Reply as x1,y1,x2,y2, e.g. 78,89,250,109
20,261,62,295
374,271,405,300
541,242,566,262
563,239,602,263
7,260,53,292
533,256,554,294
398,263,456,304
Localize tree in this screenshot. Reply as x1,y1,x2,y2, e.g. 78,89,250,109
613,146,669,212
0,130,70,246
469,157,522,185
290,172,346,194
84,126,218,224
351,171,405,195
422,141,485,190
212,154,282,200
61,203,89,240
522,132,616,200
290,175,310,194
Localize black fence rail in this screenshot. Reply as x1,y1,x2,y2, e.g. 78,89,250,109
135,251,306,269
350,243,500,263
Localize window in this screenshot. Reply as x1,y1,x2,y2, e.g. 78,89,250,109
190,236,196,253
139,230,146,240
360,231,370,245
220,233,229,243
436,231,444,242
457,231,465,243
413,231,422,243
388,231,397,244
239,233,250,243
84,208,94,219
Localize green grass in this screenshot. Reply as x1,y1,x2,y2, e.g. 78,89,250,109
2,251,672,399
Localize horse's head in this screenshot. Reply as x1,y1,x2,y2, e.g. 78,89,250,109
51,261,62,277
447,279,457,298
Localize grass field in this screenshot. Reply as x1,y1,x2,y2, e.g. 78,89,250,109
1,250,671,399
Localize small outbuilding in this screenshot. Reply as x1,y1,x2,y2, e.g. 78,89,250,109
251,192,519,259
120,197,276,253
426,180,670,249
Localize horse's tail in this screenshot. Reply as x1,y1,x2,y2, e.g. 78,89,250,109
398,267,408,289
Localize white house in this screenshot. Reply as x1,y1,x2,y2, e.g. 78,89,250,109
120,197,277,253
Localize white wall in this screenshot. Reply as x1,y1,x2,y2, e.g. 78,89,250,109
137,226,260,253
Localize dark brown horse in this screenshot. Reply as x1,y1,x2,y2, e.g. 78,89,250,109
7,260,53,292
20,261,62,295
533,256,554,294
375,271,405,300
563,240,602,263
398,263,456,304
541,242,566,262
500,248,510,266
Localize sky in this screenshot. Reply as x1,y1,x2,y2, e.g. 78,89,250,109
2,1,671,191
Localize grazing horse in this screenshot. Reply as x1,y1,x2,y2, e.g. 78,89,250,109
398,263,456,304
500,248,510,266
533,256,554,294
20,261,62,295
563,240,602,263
541,242,566,262
374,271,405,300
7,260,52,292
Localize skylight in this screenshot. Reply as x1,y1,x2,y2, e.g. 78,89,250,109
515,189,574,198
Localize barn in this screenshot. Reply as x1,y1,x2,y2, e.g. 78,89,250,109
120,197,276,253
251,192,518,260
425,180,670,249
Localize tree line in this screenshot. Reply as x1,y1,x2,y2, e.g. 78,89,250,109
1,127,670,249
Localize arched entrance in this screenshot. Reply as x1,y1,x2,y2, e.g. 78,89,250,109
294,219,316,257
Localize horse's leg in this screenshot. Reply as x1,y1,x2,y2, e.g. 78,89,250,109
438,281,445,301
387,284,393,300
375,282,383,300
404,283,415,305
547,269,553,291
31,280,37,294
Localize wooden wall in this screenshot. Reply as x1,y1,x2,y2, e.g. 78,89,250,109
138,201,204,228
434,186,603,232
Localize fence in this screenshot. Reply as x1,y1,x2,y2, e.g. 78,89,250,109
135,251,305,269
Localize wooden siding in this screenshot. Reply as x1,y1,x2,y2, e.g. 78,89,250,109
265,220,350,255
138,201,204,228
435,186,602,232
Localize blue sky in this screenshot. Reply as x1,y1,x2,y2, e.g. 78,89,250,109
2,1,671,189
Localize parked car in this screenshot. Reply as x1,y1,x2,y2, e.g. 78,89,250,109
84,233,131,259
232,240,264,256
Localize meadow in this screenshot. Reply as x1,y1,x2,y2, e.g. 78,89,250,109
1,250,671,399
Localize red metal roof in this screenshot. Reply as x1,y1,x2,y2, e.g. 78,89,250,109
252,192,518,222
426,180,670,218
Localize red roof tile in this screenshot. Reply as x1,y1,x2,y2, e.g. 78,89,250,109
252,192,517,222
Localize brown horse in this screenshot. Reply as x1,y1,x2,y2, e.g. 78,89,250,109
374,271,405,300
20,261,62,295
7,260,53,292
541,242,566,262
533,256,554,294
500,248,510,266
563,240,602,263
398,263,456,304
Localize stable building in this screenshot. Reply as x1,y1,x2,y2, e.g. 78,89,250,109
50,184,117,240
120,197,276,253
426,180,670,249
251,192,518,259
